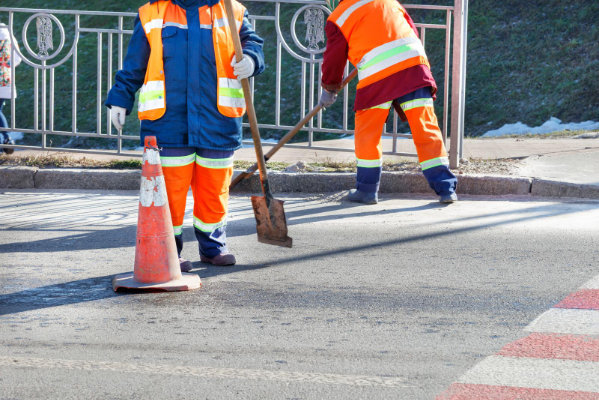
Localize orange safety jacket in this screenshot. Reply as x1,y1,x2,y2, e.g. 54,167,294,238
137,0,246,120
327,0,431,91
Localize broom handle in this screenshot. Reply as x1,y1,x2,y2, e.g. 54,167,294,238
223,0,270,198
230,68,358,189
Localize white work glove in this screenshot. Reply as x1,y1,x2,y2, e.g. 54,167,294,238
231,54,255,80
319,89,337,108
110,105,126,130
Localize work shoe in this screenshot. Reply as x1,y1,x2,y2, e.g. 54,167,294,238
1,138,14,155
347,189,378,204
200,253,236,266
439,192,458,203
179,257,193,272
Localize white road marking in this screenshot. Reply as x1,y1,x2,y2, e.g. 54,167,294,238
582,275,599,289
457,355,599,393
0,356,414,388
525,308,599,335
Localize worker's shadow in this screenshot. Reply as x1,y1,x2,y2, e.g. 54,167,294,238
0,225,138,254
225,194,445,238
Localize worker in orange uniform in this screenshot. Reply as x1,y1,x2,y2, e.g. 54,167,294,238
106,0,264,268
320,0,457,204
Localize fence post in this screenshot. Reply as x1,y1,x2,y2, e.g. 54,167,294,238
450,0,468,169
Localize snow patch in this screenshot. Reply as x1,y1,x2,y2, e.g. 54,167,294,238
5,131,23,141
482,117,599,137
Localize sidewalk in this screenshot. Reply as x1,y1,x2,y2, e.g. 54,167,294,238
1,137,599,198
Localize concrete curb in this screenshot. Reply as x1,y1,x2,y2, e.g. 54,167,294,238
0,166,598,200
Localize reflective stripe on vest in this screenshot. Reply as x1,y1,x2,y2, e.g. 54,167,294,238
173,225,183,235
194,215,227,232
335,0,374,27
138,1,169,120
357,37,426,81
138,80,165,113
195,153,234,169
163,22,187,29
420,156,449,171
144,18,163,33
137,0,246,120
212,3,246,117
356,158,383,168
218,77,245,109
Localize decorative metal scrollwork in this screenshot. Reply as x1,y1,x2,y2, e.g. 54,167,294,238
279,4,330,62
303,8,325,51
19,12,71,68
35,16,54,57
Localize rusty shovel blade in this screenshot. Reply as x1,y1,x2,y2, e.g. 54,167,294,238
251,195,292,248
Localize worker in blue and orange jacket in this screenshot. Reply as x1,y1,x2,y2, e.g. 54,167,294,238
105,0,265,268
320,0,457,204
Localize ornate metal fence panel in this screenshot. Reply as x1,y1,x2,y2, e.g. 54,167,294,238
0,1,467,166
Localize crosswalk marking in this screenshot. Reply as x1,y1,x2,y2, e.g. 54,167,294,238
437,273,599,399
457,355,599,393
525,308,599,335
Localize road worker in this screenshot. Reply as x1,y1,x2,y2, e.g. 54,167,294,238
320,0,457,204
106,0,265,267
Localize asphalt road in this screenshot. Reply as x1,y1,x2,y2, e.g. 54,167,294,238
1,190,598,399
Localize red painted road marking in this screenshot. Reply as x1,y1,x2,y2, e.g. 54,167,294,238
498,333,599,362
437,383,599,400
555,289,599,310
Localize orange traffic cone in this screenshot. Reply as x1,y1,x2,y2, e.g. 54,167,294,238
112,136,201,292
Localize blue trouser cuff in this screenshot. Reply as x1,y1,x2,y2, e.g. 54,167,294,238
194,226,228,258
356,166,381,193
422,165,457,196
174,234,183,257
356,181,380,193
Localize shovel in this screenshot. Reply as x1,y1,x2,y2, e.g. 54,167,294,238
230,69,358,190
224,0,292,248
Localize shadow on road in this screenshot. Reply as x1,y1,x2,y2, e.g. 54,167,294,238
0,225,137,254
0,200,595,316
193,201,596,279
0,274,128,316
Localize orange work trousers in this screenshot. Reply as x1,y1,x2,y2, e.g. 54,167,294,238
354,87,456,195
160,147,234,258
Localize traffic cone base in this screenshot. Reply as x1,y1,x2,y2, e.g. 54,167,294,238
112,272,201,292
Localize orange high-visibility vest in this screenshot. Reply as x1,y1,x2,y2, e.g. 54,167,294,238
328,0,430,90
137,0,246,120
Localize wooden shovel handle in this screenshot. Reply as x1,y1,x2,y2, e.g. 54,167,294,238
223,0,270,195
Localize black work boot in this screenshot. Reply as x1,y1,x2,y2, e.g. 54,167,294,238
1,134,14,155
200,253,236,266
179,258,193,272
347,189,378,205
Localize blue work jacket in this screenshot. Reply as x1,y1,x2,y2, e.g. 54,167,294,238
105,0,265,150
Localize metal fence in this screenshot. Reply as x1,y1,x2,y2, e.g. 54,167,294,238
0,1,467,167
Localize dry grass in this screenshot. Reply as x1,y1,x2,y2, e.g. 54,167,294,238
0,152,523,176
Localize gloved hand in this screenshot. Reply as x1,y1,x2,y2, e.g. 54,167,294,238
319,89,337,108
231,54,255,80
110,105,126,130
